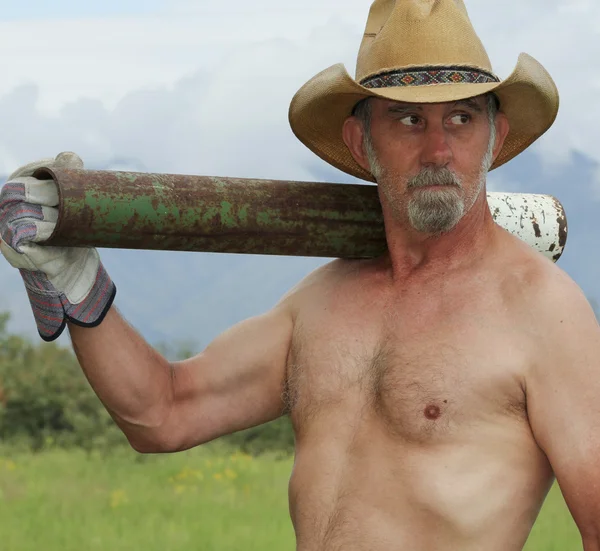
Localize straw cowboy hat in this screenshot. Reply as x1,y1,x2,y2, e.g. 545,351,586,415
289,0,559,183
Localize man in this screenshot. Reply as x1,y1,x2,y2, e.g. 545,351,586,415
1,0,599,549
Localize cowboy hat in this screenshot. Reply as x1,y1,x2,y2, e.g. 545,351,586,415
289,0,559,183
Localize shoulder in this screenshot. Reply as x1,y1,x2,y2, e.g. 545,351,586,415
276,258,364,315
491,229,596,338
493,229,584,311
502,242,600,371
520,253,591,323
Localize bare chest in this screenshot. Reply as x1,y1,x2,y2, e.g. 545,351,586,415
285,289,529,443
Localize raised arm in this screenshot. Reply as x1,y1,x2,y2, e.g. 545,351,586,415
69,295,296,454
0,152,321,455
526,274,600,550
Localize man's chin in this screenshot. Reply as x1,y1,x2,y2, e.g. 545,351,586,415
410,219,462,235
407,200,465,235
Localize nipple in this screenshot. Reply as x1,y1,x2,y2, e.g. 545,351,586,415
424,404,441,420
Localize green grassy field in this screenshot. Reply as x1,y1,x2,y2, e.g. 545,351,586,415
0,442,582,550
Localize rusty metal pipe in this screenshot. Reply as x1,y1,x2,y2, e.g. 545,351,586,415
33,168,567,262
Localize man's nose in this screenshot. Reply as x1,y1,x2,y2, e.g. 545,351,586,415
420,123,453,167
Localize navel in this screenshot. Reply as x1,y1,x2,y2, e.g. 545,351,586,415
424,404,442,420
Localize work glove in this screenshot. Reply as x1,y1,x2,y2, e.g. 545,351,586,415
0,152,116,342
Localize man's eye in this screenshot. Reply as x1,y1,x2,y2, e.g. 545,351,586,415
400,115,421,126
450,114,470,125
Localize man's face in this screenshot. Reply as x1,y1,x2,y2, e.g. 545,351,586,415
346,96,502,234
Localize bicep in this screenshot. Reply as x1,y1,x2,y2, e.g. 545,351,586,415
527,290,600,539
163,304,294,451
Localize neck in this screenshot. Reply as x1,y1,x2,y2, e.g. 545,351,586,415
379,188,497,279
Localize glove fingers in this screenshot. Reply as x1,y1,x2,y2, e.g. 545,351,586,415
26,178,59,207
54,152,84,170
0,180,58,250
3,218,39,253
0,206,56,251
1,177,58,208
36,207,58,232
26,218,56,243
8,151,84,181
8,159,55,180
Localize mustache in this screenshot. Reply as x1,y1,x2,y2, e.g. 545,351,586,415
407,167,463,189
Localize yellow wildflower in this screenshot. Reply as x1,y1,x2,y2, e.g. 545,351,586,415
110,490,128,508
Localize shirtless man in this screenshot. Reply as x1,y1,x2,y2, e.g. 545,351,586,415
1,0,599,550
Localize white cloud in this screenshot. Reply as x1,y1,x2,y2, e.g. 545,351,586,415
1,0,162,21
0,0,599,189
486,172,523,194
467,1,600,174
0,12,363,182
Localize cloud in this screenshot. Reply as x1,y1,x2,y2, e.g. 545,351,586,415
486,172,523,194
0,18,365,183
1,0,599,191
2,0,162,21
466,1,600,179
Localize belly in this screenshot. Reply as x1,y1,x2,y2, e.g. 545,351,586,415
288,415,554,551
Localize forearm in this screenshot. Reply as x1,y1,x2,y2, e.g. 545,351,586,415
68,305,174,450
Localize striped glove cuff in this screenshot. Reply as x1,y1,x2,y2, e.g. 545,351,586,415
19,263,116,342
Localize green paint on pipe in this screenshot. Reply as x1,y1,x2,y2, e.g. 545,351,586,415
202,206,220,224
238,205,249,224
257,212,272,225
220,201,238,228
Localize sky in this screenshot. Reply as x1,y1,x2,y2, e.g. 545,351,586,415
0,0,599,345
0,0,163,19
1,0,599,177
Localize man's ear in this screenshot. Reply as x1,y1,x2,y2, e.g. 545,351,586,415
491,112,510,163
342,117,372,172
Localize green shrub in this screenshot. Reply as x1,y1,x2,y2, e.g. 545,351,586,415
0,313,123,451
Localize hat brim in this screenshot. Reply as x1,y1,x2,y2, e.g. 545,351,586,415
289,53,559,183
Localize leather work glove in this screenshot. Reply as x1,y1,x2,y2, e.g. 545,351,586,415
0,152,116,342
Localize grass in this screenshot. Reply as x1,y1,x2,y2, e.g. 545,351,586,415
0,442,582,550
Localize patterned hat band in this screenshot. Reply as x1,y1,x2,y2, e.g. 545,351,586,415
360,66,500,89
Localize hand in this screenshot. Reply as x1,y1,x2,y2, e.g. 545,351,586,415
0,152,116,341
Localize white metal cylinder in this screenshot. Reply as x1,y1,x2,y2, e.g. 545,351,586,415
487,192,567,263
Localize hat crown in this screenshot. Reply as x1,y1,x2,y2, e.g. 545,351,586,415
356,0,493,81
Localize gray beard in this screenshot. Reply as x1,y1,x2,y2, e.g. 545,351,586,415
406,167,465,234
378,166,471,234
407,186,464,234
